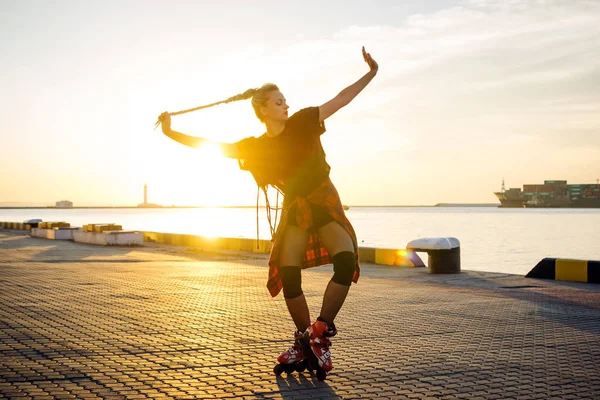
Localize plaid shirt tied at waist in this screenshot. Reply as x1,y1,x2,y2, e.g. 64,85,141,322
266,177,360,297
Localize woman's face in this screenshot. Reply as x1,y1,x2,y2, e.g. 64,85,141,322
262,90,289,122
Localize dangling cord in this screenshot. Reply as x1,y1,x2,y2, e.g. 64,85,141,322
256,186,260,249
255,186,284,247
264,186,283,239
264,187,274,238
274,190,280,231
273,187,283,234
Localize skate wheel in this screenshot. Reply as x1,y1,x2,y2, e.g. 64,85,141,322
295,360,307,373
283,363,296,374
273,364,285,376
316,368,327,381
308,358,318,372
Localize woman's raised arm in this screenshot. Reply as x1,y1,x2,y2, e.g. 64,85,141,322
157,111,240,158
319,46,378,122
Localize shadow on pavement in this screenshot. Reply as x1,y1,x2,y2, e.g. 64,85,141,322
275,372,338,399
435,271,600,335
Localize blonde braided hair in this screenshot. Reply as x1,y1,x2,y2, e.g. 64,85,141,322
155,83,280,128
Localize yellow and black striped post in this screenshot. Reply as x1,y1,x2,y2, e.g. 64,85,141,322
526,258,600,284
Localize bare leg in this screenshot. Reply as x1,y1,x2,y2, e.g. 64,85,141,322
319,280,350,324
317,221,355,324
285,294,311,331
280,225,311,331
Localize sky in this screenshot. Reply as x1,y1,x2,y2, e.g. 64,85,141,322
1,0,599,206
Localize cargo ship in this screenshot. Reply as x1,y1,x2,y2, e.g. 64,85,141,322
494,179,600,208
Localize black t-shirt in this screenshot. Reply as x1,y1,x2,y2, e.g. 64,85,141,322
236,107,330,197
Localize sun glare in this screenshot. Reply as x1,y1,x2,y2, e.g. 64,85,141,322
198,142,223,162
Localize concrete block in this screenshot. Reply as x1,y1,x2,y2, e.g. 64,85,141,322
74,231,104,245
374,248,421,267
527,258,600,284
42,222,70,229
140,231,273,254
31,227,80,240
24,219,42,228
83,223,119,232
1,222,30,231
253,239,273,254
74,230,142,246
92,224,122,233
556,259,588,283
105,231,143,246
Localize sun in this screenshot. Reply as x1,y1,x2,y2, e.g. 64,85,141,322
149,119,260,207
198,142,224,162
184,141,251,207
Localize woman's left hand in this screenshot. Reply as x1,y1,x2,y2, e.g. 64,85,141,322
362,46,378,74
157,111,171,134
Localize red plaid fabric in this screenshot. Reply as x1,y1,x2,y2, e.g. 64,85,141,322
267,177,360,297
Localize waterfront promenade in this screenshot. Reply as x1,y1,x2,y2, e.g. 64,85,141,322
1,230,599,399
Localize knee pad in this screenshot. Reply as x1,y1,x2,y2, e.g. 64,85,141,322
279,266,303,299
332,251,356,286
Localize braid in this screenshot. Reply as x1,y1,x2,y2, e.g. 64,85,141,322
154,88,257,129
155,83,278,128
170,88,257,116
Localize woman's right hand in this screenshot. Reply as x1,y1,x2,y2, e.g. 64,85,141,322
362,46,378,75
158,111,171,133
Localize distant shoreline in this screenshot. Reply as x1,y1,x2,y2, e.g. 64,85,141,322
0,204,501,209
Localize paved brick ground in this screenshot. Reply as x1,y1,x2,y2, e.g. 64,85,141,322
1,230,599,399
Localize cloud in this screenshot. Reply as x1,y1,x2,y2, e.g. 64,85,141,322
247,0,600,202
287,0,600,154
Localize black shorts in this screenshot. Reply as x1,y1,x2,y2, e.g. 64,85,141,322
286,203,334,230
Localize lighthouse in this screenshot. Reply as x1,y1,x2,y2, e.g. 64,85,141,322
138,184,161,207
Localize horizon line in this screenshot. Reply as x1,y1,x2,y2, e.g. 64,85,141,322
0,203,501,209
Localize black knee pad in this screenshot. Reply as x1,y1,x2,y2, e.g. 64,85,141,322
332,251,356,286
279,266,303,299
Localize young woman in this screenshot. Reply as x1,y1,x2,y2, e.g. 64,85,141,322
157,46,378,374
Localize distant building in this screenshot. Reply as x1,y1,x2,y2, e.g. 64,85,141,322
138,184,162,208
56,200,73,208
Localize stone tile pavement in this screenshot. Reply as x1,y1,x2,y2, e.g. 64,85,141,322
1,230,599,399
